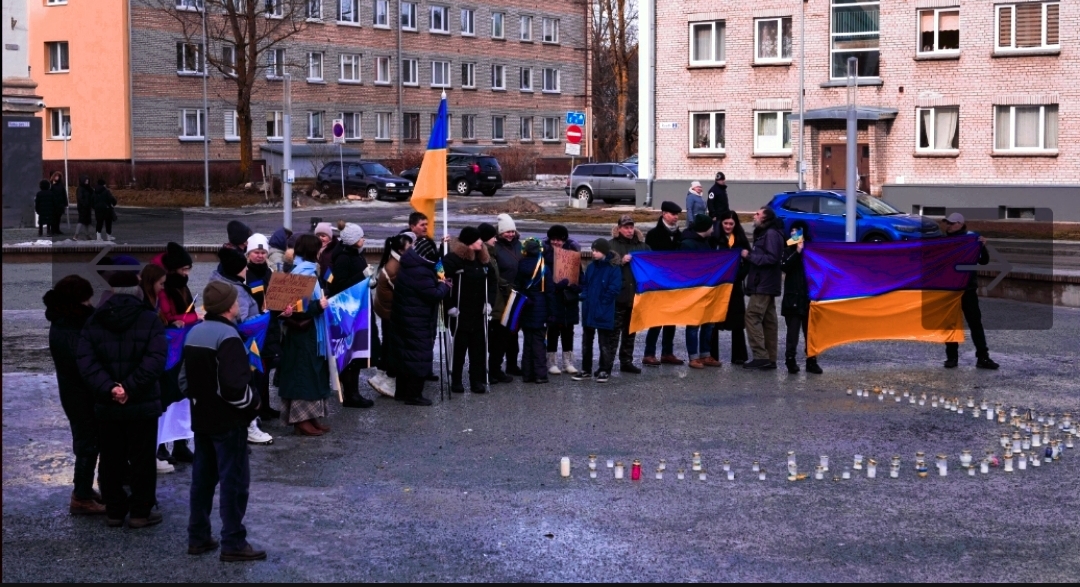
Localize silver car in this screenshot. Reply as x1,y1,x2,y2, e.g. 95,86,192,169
565,163,638,205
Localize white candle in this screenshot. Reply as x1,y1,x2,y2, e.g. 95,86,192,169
590,470,597,479
1018,454,1027,470
853,455,863,470
698,470,707,481
980,460,989,474
867,461,877,479
842,469,851,480
560,457,571,477
677,469,685,480
614,462,624,479
967,466,976,476
606,459,614,468
820,455,829,471
751,461,760,473
655,469,663,480
814,467,824,480
758,470,766,481
1031,453,1041,467
726,470,735,481
1032,432,1042,447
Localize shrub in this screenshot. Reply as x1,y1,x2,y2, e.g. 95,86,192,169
497,146,537,182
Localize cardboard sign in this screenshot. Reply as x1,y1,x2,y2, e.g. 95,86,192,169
553,248,581,286
264,273,318,311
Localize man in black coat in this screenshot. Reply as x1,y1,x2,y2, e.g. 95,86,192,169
35,180,54,236
490,214,522,376
329,223,377,408
642,201,685,367
943,213,998,370
707,172,730,231
742,207,785,371
443,226,497,394
76,267,167,528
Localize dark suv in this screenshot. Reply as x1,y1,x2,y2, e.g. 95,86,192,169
316,161,414,201
400,153,503,196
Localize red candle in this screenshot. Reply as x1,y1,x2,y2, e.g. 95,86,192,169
630,460,642,481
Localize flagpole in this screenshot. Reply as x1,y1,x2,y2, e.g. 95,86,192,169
441,90,449,254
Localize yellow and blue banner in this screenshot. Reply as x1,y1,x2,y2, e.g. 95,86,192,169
410,94,449,239
326,278,371,372
628,250,742,333
236,312,271,372
803,235,982,356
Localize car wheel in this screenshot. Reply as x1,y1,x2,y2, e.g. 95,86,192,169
862,233,888,243
574,187,593,204
481,189,497,197
367,186,380,200
455,179,472,196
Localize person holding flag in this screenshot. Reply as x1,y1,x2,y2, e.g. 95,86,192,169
245,233,285,420
410,92,450,241
328,223,378,409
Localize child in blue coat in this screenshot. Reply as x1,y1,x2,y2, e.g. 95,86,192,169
573,238,622,383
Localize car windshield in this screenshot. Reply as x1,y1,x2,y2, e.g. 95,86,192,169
361,163,392,176
857,194,901,216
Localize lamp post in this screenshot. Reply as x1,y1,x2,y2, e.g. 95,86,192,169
798,0,807,190
63,120,71,230
845,57,858,242
282,72,292,230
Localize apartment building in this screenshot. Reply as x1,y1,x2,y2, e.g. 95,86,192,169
31,0,589,178
641,0,1079,220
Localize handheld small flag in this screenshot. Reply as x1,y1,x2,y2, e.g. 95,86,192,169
236,312,271,372
435,259,446,281
322,267,334,284
164,324,195,370
410,93,449,239
248,279,265,295
185,294,199,315
787,228,804,246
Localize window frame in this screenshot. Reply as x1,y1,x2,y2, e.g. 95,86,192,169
265,0,284,18
542,18,560,43
754,110,793,154
688,20,726,66
305,0,322,20
993,104,1058,152
431,60,450,88
175,0,202,9
266,48,285,79
48,108,71,140
689,111,726,154
461,8,475,36
340,53,362,83
430,5,449,33
995,2,1060,52
401,1,417,30
461,114,477,140
403,112,420,142
461,62,476,89
542,68,560,93
401,58,418,86
266,110,283,141
373,0,389,27
520,15,533,41
916,106,960,152
47,41,70,73
430,112,452,141
519,67,533,92
307,111,325,140
491,64,505,90
754,16,793,63
179,108,205,140
542,117,560,141
375,112,392,139
307,51,325,82
520,116,533,141
491,12,505,39
221,44,237,77
176,41,204,75
491,115,506,141
830,0,880,79
375,56,391,84
916,7,961,56
341,111,363,140
337,0,360,24
224,110,240,141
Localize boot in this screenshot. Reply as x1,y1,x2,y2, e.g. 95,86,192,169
562,352,579,375
786,357,799,374
805,357,823,374
69,492,106,515
172,439,194,463
506,362,523,377
547,352,561,375
96,232,103,241
295,420,324,436
106,233,115,241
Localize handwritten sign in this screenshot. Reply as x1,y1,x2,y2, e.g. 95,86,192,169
264,273,318,311
553,248,581,286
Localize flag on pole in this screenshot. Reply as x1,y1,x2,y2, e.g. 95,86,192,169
410,93,449,239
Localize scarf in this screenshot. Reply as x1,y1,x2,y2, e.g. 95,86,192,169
291,260,327,357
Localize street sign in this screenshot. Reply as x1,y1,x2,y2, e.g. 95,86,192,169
283,169,295,184
332,119,345,144
566,111,585,126
564,143,581,156
566,124,582,144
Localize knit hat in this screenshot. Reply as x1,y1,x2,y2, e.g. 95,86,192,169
162,241,193,271
618,214,635,227
101,255,141,288
715,171,726,181
523,237,542,256
459,226,481,246
547,224,569,242
341,223,365,246
945,212,965,225
414,237,439,263
690,181,702,189
203,281,237,315
227,220,252,247
497,213,517,234
246,233,269,254
691,213,713,233
313,222,334,237
218,246,248,277
50,274,94,305
478,222,497,242
592,237,611,256
660,201,682,215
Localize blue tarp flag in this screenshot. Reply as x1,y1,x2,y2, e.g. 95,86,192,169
164,325,194,371
327,278,371,372
237,312,271,372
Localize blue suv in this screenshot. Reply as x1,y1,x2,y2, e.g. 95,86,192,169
768,190,942,242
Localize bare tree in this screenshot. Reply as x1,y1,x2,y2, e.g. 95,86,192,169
592,0,637,161
147,0,310,177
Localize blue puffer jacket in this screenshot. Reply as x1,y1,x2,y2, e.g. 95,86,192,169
580,252,622,330
515,252,550,330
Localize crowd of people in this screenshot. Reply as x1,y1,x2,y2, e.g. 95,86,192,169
35,173,118,241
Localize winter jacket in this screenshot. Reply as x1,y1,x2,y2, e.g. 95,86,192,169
51,180,68,218
645,218,683,252
35,189,54,223
245,262,272,311
780,245,810,318
542,237,582,326
374,251,402,321
159,274,198,328
318,237,341,287
75,178,94,224
515,253,550,330
268,227,291,270
580,252,622,330
91,186,116,225
46,296,96,420
716,229,750,329
483,243,507,317
180,314,259,435
328,244,368,297
745,221,785,297
390,248,451,378
209,269,261,323
952,228,990,290
608,226,650,306
686,190,707,221
679,229,715,252
76,293,167,422
707,183,730,220
442,239,496,325
493,235,522,285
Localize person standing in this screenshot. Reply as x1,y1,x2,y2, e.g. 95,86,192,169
157,242,199,465
490,214,522,377
74,176,94,240
943,213,999,370
267,226,292,269
572,238,622,383
681,214,722,369
245,233,285,420
543,225,582,376
711,211,750,365
685,181,706,221
781,228,822,374
372,233,414,397
707,172,730,232
138,263,183,473
328,223,377,408
91,179,117,242
45,275,105,515
225,220,252,252
516,238,551,383
642,202,684,367
76,268,167,528
50,171,68,236
35,180,55,237
608,215,650,374
478,223,512,384
743,207,785,370
443,226,496,394
391,241,451,406
313,222,339,286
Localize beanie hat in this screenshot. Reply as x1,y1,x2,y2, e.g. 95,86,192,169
162,241,193,271
618,214,635,227
715,171,726,181
414,237,439,263
547,224,569,242
478,222,497,242
341,223,365,246
51,274,95,305
203,281,237,315
39,180,50,190
218,246,248,277
100,255,141,289
691,213,713,233
246,233,269,254
497,213,517,234
313,222,334,238
459,226,481,246
592,237,611,256
523,237,542,256
660,201,682,215
227,220,252,247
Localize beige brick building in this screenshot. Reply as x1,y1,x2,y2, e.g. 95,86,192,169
640,0,1080,220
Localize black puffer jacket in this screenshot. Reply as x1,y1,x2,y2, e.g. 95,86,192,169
328,244,368,297
493,235,522,284
645,218,682,251
716,230,750,329
745,221,785,296
391,248,451,377
75,177,94,225
780,245,810,318
76,293,167,421
707,183,730,220
442,239,496,324
46,295,96,417
542,238,581,326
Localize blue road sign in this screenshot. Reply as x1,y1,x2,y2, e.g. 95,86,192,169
566,111,585,126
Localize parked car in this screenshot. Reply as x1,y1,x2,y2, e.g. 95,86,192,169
564,163,638,205
316,161,414,201
399,152,503,197
622,153,638,164
769,190,943,242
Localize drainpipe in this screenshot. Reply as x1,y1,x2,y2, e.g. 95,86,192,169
396,1,403,160
127,0,136,185
639,0,656,207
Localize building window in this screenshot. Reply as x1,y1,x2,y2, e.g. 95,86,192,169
308,52,324,81
520,116,533,141
690,111,725,153
340,53,361,82
266,0,284,18
267,48,285,78
755,111,792,153
338,0,359,23
755,17,792,62
430,5,449,33
266,110,283,140
48,108,71,139
996,2,1059,51
519,67,532,91
375,56,390,83
374,0,388,27
491,12,504,39
918,8,960,54
401,2,417,30
221,45,236,76
994,104,1058,151
689,21,725,65
431,61,450,87
179,108,205,139
831,0,879,79
176,42,203,74
402,58,418,85
46,41,70,73
306,0,322,20
430,112,451,141
341,112,362,139
461,114,476,140
461,9,474,36
461,62,475,88
542,117,559,141
520,15,533,41
403,113,420,141
542,18,560,43
491,64,505,90
492,116,505,141
542,68,560,93
224,110,240,141
308,111,324,140
175,0,202,10
917,107,959,151
375,112,391,139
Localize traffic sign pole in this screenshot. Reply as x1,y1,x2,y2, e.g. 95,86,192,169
332,119,346,199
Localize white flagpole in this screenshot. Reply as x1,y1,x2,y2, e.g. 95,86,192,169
441,90,449,254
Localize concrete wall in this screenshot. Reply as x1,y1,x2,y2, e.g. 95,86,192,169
2,0,29,78
636,179,798,211
2,115,43,228
883,184,1080,222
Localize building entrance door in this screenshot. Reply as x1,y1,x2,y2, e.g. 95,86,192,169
820,143,870,192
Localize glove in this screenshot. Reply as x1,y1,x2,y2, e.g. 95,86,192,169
368,273,378,289
363,265,377,278
447,307,460,318
483,303,492,316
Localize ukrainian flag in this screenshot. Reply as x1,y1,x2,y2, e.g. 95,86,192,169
628,250,741,333
410,93,449,239
237,312,271,372
803,235,982,356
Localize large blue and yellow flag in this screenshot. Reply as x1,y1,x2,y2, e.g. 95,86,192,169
410,93,449,239
803,235,982,356
236,312,271,372
164,325,193,371
628,250,742,333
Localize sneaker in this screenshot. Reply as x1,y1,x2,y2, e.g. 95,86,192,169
595,371,610,383
368,372,395,397
156,459,175,474
976,357,1000,370
620,363,642,374
128,511,163,529
943,358,959,369
571,371,592,382
220,543,267,563
642,356,661,367
742,359,772,370
247,420,274,445
157,444,177,466
188,538,220,555
660,354,685,365
760,361,778,370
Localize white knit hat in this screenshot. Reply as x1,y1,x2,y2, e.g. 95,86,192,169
313,222,333,237
341,222,365,246
246,233,269,254
497,213,516,234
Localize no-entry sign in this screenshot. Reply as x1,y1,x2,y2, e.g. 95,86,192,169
566,124,582,144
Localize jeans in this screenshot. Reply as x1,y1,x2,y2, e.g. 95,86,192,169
945,289,989,360
546,323,574,353
188,425,250,552
98,417,158,519
745,294,778,361
613,304,637,366
581,327,616,374
685,323,715,358
643,325,676,357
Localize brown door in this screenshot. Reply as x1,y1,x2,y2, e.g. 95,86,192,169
820,143,870,191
